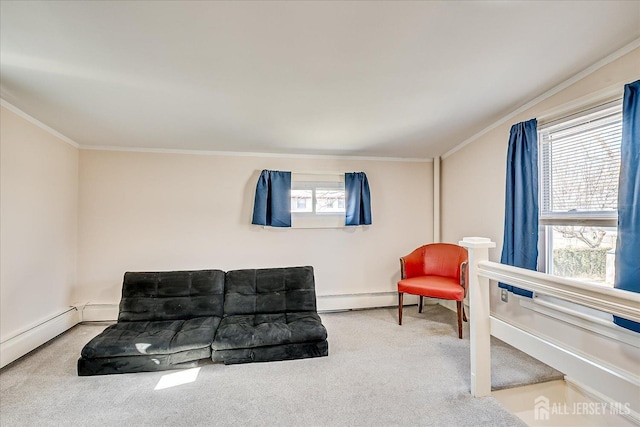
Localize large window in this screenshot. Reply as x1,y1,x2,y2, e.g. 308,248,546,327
538,100,621,286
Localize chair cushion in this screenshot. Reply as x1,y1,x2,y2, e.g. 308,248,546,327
81,316,220,358
212,312,327,351
398,276,464,301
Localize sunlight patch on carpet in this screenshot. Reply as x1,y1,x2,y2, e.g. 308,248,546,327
154,367,200,390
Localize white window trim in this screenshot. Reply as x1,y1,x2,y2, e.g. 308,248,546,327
537,98,622,276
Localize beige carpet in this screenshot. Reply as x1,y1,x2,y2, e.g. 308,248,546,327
0,305,562,426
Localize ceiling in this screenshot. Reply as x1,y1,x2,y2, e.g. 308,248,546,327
1,1,639,159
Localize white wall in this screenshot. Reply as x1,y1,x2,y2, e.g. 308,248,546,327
442,47,639,259
441,48,640,411
0,106,78,342
77,149,433,310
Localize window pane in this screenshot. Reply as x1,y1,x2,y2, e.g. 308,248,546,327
315,188,345,213
540,104,621,215
547,225,617,286
291,189,312,212
290,174,346,228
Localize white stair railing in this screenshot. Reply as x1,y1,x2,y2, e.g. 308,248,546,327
459,237,495,397
459,236,640,398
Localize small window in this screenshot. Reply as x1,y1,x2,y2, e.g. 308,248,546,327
538,100,621,286
291,173,345,228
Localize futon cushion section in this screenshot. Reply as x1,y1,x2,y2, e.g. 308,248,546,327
77,349,208,376
223,266,317,315
212,312,327,351
81,317,220,358
212,341,329,365
119,270,225,321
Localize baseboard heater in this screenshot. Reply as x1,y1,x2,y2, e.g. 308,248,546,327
0,293,418,368
0,308,79,369
317,291,419,312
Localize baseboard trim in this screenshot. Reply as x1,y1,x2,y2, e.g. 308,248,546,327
0,308,79,368
490,316,640,417
317,291,418,312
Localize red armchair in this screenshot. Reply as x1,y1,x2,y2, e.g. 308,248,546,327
397,243,469,338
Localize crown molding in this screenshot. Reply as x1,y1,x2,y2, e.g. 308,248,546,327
0,96,431,162
441,37,640,160
0,99,80,149
79,145,433,163
1,95,430,161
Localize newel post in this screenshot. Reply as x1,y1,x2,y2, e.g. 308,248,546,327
459,237,496,397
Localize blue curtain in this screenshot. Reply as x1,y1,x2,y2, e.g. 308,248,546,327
251,170,291,227
345,172,372,226
499,119,538,298
614,80,640,333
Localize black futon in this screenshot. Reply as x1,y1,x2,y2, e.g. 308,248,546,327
211,266,328,364
78,266,328,376
78,270,225,376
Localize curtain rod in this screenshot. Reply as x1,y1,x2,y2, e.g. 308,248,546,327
291,171,346,175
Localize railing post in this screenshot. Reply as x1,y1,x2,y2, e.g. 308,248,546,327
459,237,496,397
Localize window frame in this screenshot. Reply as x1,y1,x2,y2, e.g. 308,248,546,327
518,96,633,345
290,173,346,229
537,99,622,278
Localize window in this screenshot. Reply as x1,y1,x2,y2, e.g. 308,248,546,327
538,100,621,286
290,173,345,228
291,189,312,212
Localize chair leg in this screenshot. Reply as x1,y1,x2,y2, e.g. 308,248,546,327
398,292,404,325
418,296,424,313
456,301,463,339
463,305,468,322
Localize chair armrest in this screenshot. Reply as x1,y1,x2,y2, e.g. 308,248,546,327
400,248,426,279
460,261,468,296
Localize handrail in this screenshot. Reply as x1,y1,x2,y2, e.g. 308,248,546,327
458,236,640,400
477,260,640,323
